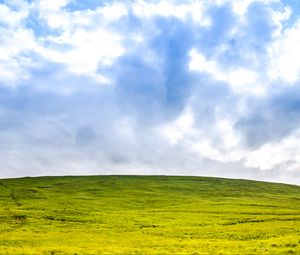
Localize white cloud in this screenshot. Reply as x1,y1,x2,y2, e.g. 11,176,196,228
35,2,128,83
160,107,194,145
159,106,244,165
189,119,244,164
39,0,71,11
189,49,217,73
0,2,35,85
181,118,300,181
189,49,264,95
214,0,279,17
192,140,225,161
132,0,211,27
0,4,22,27
270,6,291,37
0,1,128,87
244,130,300,171
267,19,300,83
38,28,124,82
38,1,128,29
96,3,128,23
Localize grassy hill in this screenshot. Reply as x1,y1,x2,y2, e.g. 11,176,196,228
0,175,299,254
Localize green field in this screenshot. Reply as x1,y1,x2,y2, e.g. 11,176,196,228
0,175,299,254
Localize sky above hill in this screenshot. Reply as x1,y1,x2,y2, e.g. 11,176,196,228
0,0,300,184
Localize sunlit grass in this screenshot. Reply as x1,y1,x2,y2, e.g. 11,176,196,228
0,175,299,254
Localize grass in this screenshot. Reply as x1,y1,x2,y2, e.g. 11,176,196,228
0,175,299,254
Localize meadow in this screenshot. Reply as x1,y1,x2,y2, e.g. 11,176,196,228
0,175,299,254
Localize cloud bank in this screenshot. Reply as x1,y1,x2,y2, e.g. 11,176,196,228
0,0,300,184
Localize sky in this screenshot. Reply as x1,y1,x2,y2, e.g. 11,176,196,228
0,0,300,184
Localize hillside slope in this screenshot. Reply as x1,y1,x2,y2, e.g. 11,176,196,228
0,175,299,254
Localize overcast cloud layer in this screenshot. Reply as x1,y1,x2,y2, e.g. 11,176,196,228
1,0,300,184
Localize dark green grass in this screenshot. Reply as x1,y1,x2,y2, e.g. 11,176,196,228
0,175,299,254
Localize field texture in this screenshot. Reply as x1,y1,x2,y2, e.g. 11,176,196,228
0,175,299,254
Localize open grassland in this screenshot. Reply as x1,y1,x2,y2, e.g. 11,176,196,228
0,175,299,254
